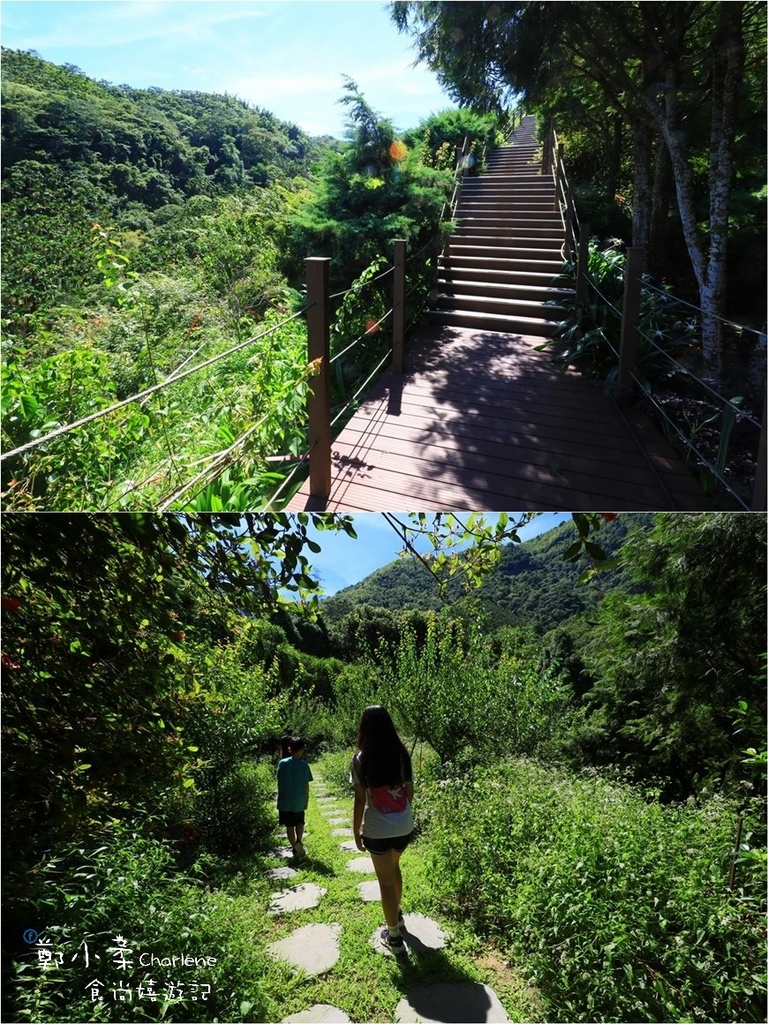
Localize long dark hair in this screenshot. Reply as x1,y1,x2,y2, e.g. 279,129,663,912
354,705,411,788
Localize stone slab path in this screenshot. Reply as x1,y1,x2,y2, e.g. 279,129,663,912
396,983,510,1023
265,774,510,1022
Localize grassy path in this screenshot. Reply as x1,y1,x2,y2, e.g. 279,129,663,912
245,765,541,1023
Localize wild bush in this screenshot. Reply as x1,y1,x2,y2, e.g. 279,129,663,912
5,817,271,1023
427,759,766,1022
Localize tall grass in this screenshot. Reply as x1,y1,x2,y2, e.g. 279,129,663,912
425,758,766,1022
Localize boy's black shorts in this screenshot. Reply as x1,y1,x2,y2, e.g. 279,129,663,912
279,810,305,826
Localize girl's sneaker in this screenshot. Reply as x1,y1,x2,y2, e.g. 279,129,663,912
381,927,406,954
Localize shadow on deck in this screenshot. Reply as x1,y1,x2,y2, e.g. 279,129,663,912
286,324,709,512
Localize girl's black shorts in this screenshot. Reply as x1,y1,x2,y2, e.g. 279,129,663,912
362,831,413,855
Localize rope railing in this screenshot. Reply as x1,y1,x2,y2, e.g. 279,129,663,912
331,344,394,429
642,280,767,337
4,225,444,511
262,441,318,511
330,307,393,366
545,119,765,510
157,413,271,512
628,367,751,511
0,306,309,463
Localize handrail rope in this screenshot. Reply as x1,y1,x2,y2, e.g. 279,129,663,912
165,342,206,381
263,440,318,511
106,410,273,510
327,262,396,303
583,274,761,428
407,233,439,263
329,307,393,366
607,394,678,509
104,453,180,510
405,278,429,301
629,326,762,429
330,345,394,429
630,370,751,510
157,413,271,512
641,280,766,337
1,306,310,463
584,275,623,320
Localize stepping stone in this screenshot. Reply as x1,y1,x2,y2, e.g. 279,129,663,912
346,856,375,874
332,827,353,837
268,883,327,915
267,923,342,977
401,914,449,952
268,846,295,859
395,982,510,1022
327,817,348,825
357,880,380,902
316,795,336,801
282,1006,350,1023
371,915,449,958
265,866,298,881
339,840,358,853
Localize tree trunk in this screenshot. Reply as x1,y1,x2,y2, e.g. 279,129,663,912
649,138,673,277
631,123,653,249
647,2,745,374
701,1,745,373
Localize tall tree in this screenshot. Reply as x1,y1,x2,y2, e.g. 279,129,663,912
1,512,356,864
570,512,766,797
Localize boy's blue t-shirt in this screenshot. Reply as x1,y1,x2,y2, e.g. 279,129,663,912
276,756,313,812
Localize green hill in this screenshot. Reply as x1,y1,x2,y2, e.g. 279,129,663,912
322,513,653,633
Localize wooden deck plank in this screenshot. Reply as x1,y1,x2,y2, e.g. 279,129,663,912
286,325,708,512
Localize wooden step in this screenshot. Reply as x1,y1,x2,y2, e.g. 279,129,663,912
452,241,565,257
442,262,573,290
426,307,559,337
454,227,569,242
438,261,572,289
435,292,566,322
437,276,575,301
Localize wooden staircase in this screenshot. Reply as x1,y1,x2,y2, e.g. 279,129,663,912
429,115,573,336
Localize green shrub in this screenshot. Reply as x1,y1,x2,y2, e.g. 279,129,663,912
193,759,277,857
5,818,271,1023
427,759,766,1022
317,749,355,798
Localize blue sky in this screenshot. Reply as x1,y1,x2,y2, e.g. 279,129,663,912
1,0,453,136
304,513,570,596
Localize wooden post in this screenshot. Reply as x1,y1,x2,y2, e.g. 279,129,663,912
392,239,406,373
306,256,331,499
576,222,591,304
617,247,645,398
751,392,766,510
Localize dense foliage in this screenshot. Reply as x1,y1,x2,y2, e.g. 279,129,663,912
1,53,501,510
427,759,765,1022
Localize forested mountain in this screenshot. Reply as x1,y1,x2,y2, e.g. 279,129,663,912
2,47,331,214
1,47,334,322
322,513,652,633
1,51,500,511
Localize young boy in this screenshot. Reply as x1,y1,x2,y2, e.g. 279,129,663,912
276,736,312,859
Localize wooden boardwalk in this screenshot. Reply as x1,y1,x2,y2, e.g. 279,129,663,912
286,324,707,512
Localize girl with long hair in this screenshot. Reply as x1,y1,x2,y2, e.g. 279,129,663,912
351,705,414,954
